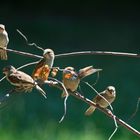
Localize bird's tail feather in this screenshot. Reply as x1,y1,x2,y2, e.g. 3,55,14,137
0,49,7,60
85,106,96,116
78,66,102,79
35,85,47,98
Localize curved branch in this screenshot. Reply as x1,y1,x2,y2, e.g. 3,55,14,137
70,91,140,137
51,82,140,138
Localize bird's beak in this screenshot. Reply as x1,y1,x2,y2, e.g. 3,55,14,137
70,71,76,75
109,90,116,96
2,68,8,75
43,53,50,59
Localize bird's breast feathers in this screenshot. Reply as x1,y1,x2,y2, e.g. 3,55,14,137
0,32,8,46
32,64,50,81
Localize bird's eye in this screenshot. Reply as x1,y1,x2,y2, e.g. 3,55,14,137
107,88,112,92
65,70,70,73
47,51,51,54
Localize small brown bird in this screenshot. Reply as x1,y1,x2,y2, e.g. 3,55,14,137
3,65,47,98
32,48,55,82
62,66,102,97
0,24,9,60
85,86,116,116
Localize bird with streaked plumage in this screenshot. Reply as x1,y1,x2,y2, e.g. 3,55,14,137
3,65,47,98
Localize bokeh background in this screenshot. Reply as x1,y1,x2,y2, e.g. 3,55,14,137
0,1,140,140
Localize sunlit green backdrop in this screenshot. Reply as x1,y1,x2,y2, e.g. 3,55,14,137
0,2,140,140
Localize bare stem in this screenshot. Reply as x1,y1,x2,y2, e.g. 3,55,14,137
1,48,140,59
16,29,44,51
49,77,69,123
129,97,140,120
0,48,43,59
55,51,140,58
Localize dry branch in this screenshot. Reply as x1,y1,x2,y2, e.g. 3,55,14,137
56,51,140,58
1,48,140,137
50,81,140,138
1,48,140,59
70,91,140,137
2,48,42,59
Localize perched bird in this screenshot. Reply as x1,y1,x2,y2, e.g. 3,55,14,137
62,66,102,97
0,24,9,60
3,65,47,98
85,86,116,116
32,48,55,82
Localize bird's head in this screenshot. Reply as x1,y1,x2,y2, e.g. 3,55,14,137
63,67,78,79
3,65,16,75
0,24,5,33
106,86,116,97
43,49,55,60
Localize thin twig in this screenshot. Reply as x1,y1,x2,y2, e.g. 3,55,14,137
55,51,140,58
108,114,118,140
48,77,69,123
17,61,39,70
92,72,100,86
0,76,6,82
129,97,140,120
0,48,43,59
17,29,44,51
78,85,85,96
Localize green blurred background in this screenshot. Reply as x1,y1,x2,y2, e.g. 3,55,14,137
0,1,140,140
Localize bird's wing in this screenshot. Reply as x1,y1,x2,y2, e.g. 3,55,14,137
78,66,102,79
35,59,45,69
84,106,96,116
32,59,45,78
4,31,9,45
93,91,105,102
9,71,34,84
